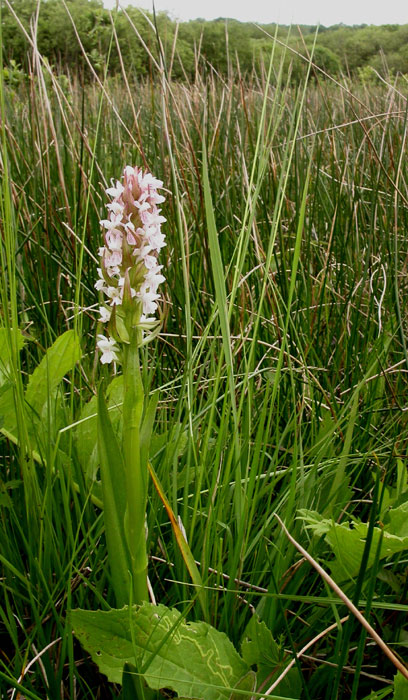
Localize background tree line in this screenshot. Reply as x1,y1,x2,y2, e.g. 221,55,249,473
2,0,408,81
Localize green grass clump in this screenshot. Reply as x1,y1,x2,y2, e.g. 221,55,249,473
1,10,408,699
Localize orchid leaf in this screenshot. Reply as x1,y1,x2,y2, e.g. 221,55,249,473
25,330,81,417
76,375,123,483
97,384,130,606
140,392,159,469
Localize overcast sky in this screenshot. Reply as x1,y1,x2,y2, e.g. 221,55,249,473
104,0,407,26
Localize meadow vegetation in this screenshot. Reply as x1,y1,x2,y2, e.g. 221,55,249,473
2,0,408,82
1,4,408,699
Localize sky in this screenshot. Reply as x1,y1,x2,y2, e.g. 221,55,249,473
104,0,408,26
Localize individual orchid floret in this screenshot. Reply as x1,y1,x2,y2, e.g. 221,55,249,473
96,334,119,364
106,179,124,198
138,289,160,316
95,165,167,363
98,306,111,323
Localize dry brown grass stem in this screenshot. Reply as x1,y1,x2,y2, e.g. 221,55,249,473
274,513,408,681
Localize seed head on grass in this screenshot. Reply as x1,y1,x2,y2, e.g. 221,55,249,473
95,166,166,363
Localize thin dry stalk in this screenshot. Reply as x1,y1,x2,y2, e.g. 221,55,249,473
275,513,408,681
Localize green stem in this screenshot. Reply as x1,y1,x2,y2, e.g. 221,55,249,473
122,327,149,604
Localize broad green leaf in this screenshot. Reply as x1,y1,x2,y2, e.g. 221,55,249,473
97,385,130,607
325,522,408,583
25,330,81,417
0,384,68,472
297,509,331,537
0,331,80,459
393,672,408,700
299,509,408,581
228,671,257,699
241,616,301,698
387,502,408,538
241,616,280,668
71,602,249,699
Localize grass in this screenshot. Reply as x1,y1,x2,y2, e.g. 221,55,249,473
1,9,408,699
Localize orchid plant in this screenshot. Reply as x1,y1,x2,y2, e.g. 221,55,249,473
94,165,167,607
71,166,265,698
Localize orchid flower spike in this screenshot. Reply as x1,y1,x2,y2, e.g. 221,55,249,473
95,165,166,363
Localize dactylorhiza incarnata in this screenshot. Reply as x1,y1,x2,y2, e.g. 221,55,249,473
95,166,166,364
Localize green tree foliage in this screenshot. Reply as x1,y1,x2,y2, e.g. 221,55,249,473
2,0,408,79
